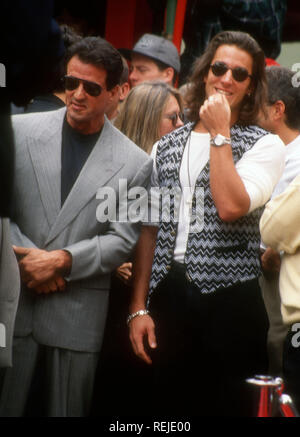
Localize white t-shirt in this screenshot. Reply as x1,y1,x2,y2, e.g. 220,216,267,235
271,134,300,198
260,134,300,250
149,130,285,263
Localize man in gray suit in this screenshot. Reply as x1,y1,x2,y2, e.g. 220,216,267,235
0,37,152,417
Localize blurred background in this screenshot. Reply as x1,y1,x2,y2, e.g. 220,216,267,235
52,0,300,84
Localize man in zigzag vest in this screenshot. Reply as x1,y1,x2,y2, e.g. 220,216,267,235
128,31,286,416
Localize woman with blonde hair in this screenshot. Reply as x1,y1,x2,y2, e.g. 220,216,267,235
113,81,184,282
114,80,184,154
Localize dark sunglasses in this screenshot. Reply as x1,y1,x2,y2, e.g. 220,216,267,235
165,112,184,127
64,75,102,97
210,61,252,82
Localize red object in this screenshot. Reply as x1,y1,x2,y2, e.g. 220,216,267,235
265,57,280,66
105,0,153,50
257,387,272,417
280,403,297,417
172,0,188,52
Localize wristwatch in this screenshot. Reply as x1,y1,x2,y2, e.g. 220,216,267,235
210,134,231,147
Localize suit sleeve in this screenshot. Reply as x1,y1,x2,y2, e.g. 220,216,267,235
10,221,38,248
0,219,20,367
63,157,153,281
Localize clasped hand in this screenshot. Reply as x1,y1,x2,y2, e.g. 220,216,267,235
13,246,68,294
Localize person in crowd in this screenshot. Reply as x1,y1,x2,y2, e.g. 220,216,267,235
105,55,130,122
115,81,184,154
22,24,82,113
120,33,180,88
113,81,183,285
260,174,300,412
0,36,152,417
0,220,20,369
0,0,65,369
114,80,184,285
128,30,286,416
92,81,183,416
258,66,300,376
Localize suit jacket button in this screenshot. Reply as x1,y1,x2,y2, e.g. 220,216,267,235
170,230,176,236
166,265,171,271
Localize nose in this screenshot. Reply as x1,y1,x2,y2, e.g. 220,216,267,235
176,115,184,128
129,68,138,86
220,68,233,84
221,69,233,83
73,82,85,99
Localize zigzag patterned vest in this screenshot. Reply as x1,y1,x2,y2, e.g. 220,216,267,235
148,122,268,297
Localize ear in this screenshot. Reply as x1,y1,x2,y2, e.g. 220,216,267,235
108,84,120,101
162,67,175,84
119,82,130,101
273,100,285,121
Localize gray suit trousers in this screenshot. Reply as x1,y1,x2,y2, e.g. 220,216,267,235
0,335,99,417
260,273,289,376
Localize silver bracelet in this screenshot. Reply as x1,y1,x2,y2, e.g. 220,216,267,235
127,309,149,326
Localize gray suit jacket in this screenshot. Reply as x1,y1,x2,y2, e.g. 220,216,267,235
0,219,20,367
10,108,152,352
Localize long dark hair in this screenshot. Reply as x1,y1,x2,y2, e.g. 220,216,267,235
185,31,267,125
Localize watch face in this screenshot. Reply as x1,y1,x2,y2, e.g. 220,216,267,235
214,134,223,146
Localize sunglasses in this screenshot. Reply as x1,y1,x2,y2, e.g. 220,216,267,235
210,61,252,82
64,75,103,97
165,112,184,127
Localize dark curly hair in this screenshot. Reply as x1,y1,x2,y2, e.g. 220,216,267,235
185,31,267,126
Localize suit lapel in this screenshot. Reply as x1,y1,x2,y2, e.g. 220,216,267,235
27,108,66,228
45,118,124,245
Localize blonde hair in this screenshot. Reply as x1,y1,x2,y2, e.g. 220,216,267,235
114,81,183,154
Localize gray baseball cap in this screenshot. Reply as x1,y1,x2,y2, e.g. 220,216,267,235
120,33,181,73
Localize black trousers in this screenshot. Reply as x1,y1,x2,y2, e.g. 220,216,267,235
149,262,269,417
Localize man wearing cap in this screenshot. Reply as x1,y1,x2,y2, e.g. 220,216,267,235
120,33,180,87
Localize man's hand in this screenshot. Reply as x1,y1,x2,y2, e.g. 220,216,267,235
13,246,72,290
261,247,281,275
129,313,157,365
34,276,67,294
199,93,231,137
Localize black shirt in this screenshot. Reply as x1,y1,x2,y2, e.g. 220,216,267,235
61,118,101,206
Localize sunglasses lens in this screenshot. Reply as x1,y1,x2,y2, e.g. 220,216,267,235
170,114,177,126
211,62,250,82
168,113,184,127
65,76,79,91
64,76,102,96
211,62,228,77
232,67,249,82
84,82,102,97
